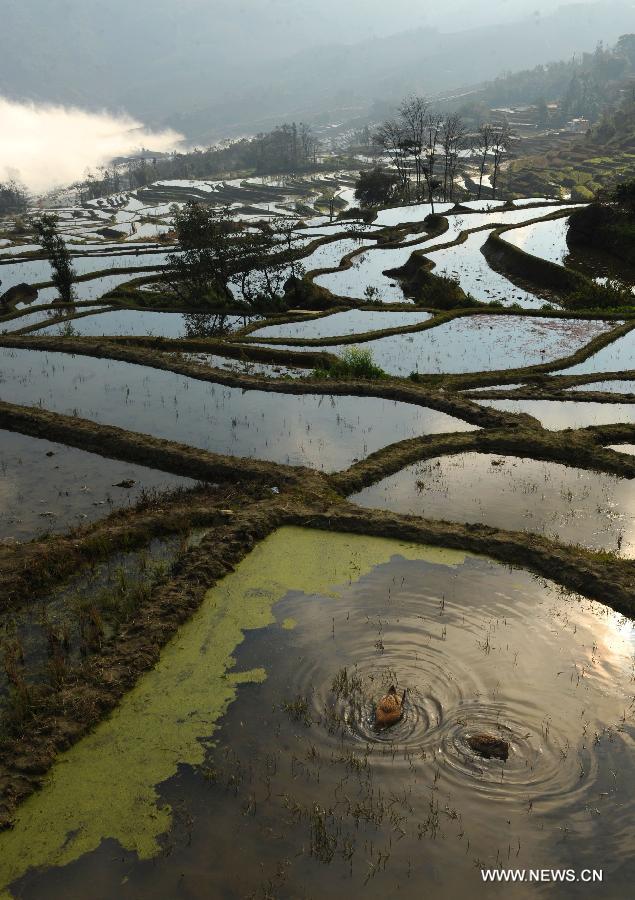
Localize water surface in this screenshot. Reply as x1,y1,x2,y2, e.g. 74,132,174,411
478,398,635,429
0,429,196,542
0,349,476,471
2,528,632,899
351,452,635,556
266,316,612,376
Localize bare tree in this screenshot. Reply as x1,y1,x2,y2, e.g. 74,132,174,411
398,96,428,198
490,123,512,200
474,123,494,199
374,119,411,200
299,122,319,165
440,114,467,202
422,113,444,213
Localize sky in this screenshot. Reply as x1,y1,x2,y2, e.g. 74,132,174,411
0,0,626,192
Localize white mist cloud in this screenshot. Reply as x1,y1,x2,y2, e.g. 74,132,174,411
0,97,183,193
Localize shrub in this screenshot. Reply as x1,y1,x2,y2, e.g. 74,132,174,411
314,346,385,380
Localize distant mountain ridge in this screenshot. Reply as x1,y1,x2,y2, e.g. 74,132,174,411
1,0,634,140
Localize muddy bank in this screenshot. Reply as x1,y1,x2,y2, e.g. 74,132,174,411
0,400,315,489
301,507,635,616
0,483,276,607
331,424,635,495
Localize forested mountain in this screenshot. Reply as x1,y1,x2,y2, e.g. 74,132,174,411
479,33,635,118
1,1,634,140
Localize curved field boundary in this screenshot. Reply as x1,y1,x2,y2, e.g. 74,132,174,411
0,336,518,429
1,494,633,828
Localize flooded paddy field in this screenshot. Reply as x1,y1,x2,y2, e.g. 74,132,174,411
250,308,433,340
301,236,375,272
478,398,635,429
557,328,635,375
351,453,635,556
314,240,433,303
567,380,635,394
501,216,571,265
265,316,613,376
424,230,545,308
34,273,153,305
0,252,169,294
373,202,454,226
0,349,477,471
1,308,106,334
1,528,632,899
313,207,574,304
2,176,635,900
182,352,309,379
0,429,197,542
608,444,635,455
32,310,255,338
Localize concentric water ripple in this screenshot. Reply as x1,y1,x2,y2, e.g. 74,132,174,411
436,701,598,808
279,558,631,816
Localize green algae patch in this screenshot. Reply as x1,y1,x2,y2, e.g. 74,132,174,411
0,526,466,896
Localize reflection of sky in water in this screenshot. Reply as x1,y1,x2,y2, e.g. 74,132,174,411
351,452,635,557
4,537,633,899
0,252,169,291
0,349,477,472
315,206,576,304
567,380,635,394
263,316,612,376
251,308,432,340
35,273,151,304
34,311,252,338
0,429,195,541
426,230,543,308
503,216,571,265
557,329,635,375
374,202,454,227
478,398,635,429
302,236,374,272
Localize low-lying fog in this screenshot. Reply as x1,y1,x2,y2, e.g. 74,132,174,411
0,97,182,193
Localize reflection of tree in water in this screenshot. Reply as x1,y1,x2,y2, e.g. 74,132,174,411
183,312,247,338
47,302,77,320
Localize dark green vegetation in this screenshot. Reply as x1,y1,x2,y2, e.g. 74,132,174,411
568,179,635,266
0,181,28,217
32,214,76,303
354,168,400,208
480,33,635,124
313,346,386,381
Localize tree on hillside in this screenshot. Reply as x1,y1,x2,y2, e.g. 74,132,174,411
440,114,467,202
354,167,399,207
166,202,305,309
398,96,428,197
490,124,512,200
374,118,412,200
0,180,28,216
616,34,635,69
32,214,76,303
165,202,241,305
474,124,494,199
229,216,305,308
421,113,444,213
